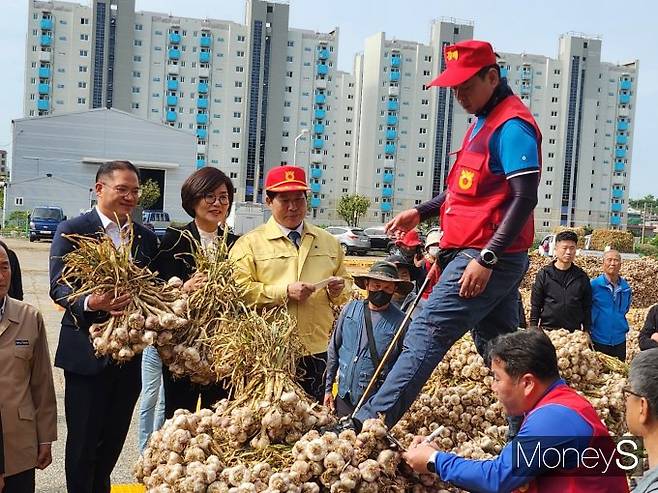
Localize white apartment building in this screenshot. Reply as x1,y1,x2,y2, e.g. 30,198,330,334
23,3,639,232
24,0,341,209
351,22,638,231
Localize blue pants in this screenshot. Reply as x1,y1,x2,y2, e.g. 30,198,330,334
138,346,165,451
354,248,529,427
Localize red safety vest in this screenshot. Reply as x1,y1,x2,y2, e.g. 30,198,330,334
514,384,629,493
439,95,542,253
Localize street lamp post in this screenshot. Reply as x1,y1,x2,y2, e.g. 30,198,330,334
293,129,310,170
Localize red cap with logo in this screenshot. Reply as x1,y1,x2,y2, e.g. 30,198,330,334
395,229,423,248
427,40,497,88
265,165,310,192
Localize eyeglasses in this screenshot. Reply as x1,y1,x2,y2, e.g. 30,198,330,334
101,182,142,198
623,386,644,399
202,193,230,205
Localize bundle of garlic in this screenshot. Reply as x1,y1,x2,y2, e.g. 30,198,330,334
60,232,188,362
159,232,250,384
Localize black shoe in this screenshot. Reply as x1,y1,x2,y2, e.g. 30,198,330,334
320,416,362,434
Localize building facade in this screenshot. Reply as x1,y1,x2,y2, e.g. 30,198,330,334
23,3,639,232
7,109,196,222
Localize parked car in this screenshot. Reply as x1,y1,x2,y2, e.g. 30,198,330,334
326,226,371,255
29,206,66,242
142,210,171,239
363,226,395,253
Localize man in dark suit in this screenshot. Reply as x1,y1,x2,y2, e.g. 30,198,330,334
49,161,158,493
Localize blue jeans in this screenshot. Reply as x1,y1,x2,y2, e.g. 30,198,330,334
138,346,165,451
354,248,529,427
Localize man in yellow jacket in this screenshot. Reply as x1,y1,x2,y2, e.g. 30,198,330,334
230,165,352,401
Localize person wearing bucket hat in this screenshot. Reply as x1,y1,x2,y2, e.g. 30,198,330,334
324,261,413,417
353,39,542,429
229,165,352,402
384,254,419,315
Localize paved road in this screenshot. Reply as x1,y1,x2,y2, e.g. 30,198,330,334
2,237,140,492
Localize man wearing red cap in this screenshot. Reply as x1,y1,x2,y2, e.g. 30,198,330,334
229,165,352,402
352,40,541,429
392,229,427,288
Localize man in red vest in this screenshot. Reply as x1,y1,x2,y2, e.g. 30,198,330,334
403,330,629,492
352,40,541,428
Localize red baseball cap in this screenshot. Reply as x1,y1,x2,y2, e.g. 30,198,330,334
395,229,423,248
427,40,497,88
265,165,310,192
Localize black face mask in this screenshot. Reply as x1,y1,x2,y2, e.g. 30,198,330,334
368,290,393,307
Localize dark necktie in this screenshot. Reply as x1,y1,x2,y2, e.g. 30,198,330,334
288,230,301,249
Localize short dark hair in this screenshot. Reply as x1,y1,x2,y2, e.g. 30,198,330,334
489,330,560,381
0,240,10,260
629,348,658,419
95,160,140,183
556,231,578,244
180,167,235,218
476,64,501,80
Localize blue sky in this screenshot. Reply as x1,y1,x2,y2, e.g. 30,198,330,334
0,0,655,198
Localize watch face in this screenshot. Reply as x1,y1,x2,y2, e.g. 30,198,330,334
483,251,495,263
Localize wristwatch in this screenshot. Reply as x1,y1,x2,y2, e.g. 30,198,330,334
479,248,498,267
427,450,439,474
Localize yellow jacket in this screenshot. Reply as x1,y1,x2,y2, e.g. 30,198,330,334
229,217,352,355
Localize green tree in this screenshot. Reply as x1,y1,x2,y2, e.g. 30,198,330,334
139,179,161,210
629,194,658,210
336,194,370,227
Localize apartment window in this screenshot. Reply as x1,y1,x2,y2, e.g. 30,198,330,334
14,197,23,206
419,128,427,134
548,138,556,144
235,66,244,72
233,127,241,133
132,87,140,93
418,142,426,149
284,101,291,107
78,81,87,88
80,17,89,25
134,56,142,62
421,99,429,105
285,86,292,93
281,146,289,152
417,171,424,177
286,56,293,62
80,34,89,41
79,49,88,57
236,51,245,57
135,24,143,30
79,66,88,72
417,157,425,163
234,96,242,103
283,116,290,122
134,40,142,47
287,41,294,47
231,142,240,149
424,55,432,62
549,124,557,130
548,152,555,158
553,83,560,88
237,35,245,42
131,102,140,109
550,111,558,117
233,112,241,118
77,97,86,104
230,159,239,165
286,71,293,78
423,70,431,76
545,194,552,199
415,185,423,191
132,71,141,78
420,113,428,120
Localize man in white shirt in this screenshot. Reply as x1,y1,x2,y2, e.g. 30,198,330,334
49,160,159,493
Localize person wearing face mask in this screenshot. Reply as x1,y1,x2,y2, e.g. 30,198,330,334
324,261,414,417
392,229,427,288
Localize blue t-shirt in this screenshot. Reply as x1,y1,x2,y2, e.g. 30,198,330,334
470,117,540,178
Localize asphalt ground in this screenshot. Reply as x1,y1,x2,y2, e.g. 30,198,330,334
1,236,378,491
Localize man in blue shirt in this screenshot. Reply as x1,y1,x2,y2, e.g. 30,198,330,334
403,330,628,493
590,249,632,362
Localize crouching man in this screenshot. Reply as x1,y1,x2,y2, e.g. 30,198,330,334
324,261,414,417
403,330,628,492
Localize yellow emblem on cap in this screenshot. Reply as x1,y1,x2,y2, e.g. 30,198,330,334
458,169,475,190
285,170,296,181
446,49,459,61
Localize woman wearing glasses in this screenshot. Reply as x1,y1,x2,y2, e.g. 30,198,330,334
139,167,237,450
